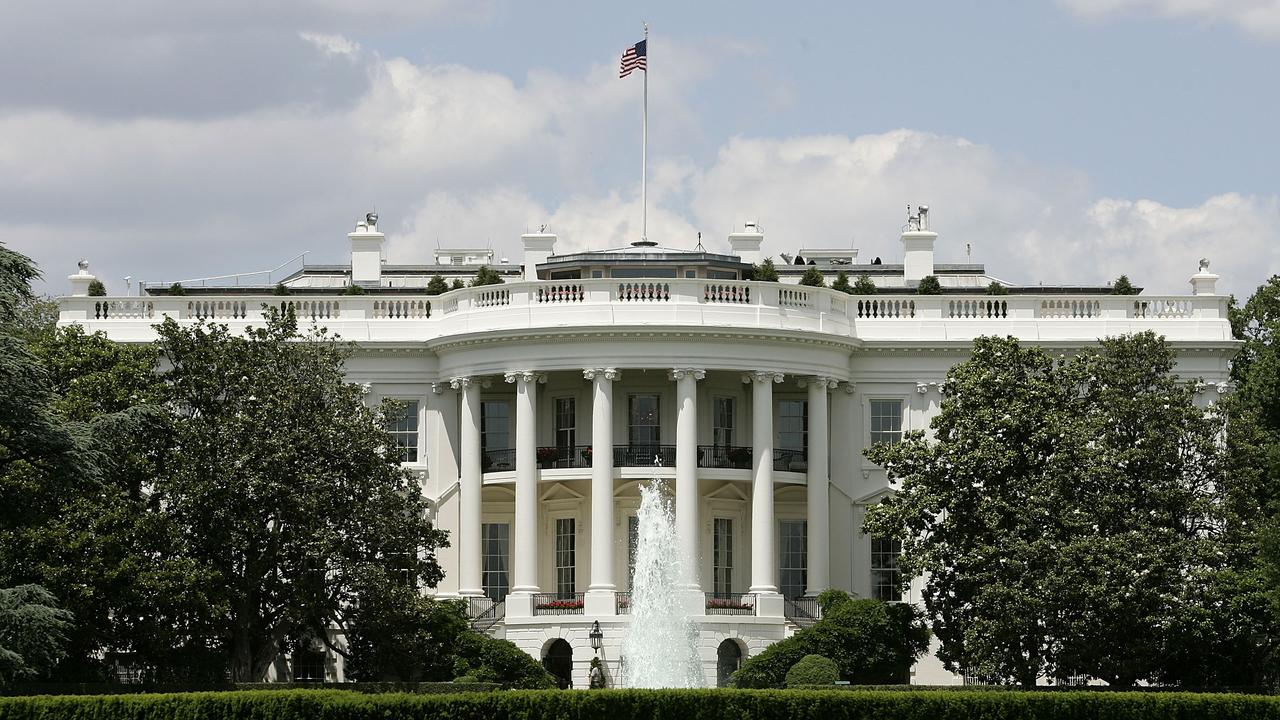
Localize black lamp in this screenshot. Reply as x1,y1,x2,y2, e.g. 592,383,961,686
589,620,603,652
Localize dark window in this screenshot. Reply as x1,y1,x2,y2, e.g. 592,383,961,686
713,397,735,447
777,399,808,452
870,399,904,445
482,523,510,602
871,536,902,601
713,518,733,596
549,270,582,280
388,399,420,463
481,400,511,452
611,267,679,278
556,518,576,597
555,397,576,451
628,394,660,446
779,520,808,600
292,649,325,682
716,640,743,687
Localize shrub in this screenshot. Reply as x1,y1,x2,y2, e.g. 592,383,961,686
732,597,929,688
750,258,780,282
471,266,504,287
986,281,1008,296
273,283,291,296
167,283,186,296
451,631,556,689
831,272,852,294
798,266,825,287
426,275,449,295
786,655,838,687
853,274,877,295
1112,274,1138,295
916,275,943,295
451,278,466,291
344,284,366,295
87,279,106,296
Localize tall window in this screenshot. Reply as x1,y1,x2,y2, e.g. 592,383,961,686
627,515,639,590
554,397,576,451
713,397,736,447
482,523,510,602
629,394,660,446
870,399,904,446
712,518,733,597
481,400,511,452
871,536,903,601
291,650,325,682
777,399,808,453
779,520,808,600
555,518,576,597
388,399,420,463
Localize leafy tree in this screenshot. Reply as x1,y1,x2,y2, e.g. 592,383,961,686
0,585,73,683
986,281,1008,296
915,275,942,295
471,266,504,287
425,275,449,295
86,280,106,297
853,274,877,295
273,283,290,296
1112,275,1138,295
798,266,825,287
785,654,838,687
450,278,465,291
168,283,186,296
750,258,780,282
865,334,1225,687
344,579,469,681
450,631,556,688
731,593,928,687
344,283,365,295
831,272,852,294
152,311,447,681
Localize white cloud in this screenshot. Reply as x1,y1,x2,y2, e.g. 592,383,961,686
299,32,361,58
1058,0,1280,39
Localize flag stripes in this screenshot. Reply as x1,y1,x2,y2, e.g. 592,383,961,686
620,39,647,77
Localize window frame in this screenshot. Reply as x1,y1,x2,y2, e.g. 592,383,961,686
778,518,808,600
712,517,734,597
386,398,421,464
554,517,577,598
868,398,905,447
871,535,903,602
628,393,661,447
481,399,512,453
481,522,510,602
712,396,736,448
554,396,576,452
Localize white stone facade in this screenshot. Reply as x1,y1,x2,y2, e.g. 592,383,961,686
58,217,1236,687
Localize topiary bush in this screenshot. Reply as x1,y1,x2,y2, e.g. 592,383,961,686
785,654,838,687
451,631,556,689
750,258,780,282
831,272,852,294
87,279,106,296
853,274,877,295
916,275,943,295
471,266,504,287
1112,274,1138,295
986,281,1008,296
798,266,825,287
426,275,449,295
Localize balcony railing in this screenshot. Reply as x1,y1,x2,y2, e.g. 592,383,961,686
705,592,756,616
484,445,679,473
482,448,516,473
467,596,505,633
774,448,807,473
533,592,585,615
783,596,820,627
698,445,753,469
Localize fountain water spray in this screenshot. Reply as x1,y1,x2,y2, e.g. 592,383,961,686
620,468,705,687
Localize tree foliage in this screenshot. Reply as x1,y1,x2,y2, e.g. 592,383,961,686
785,655,838,687
470,266,504,287
344,581,468,682
831,272,852,294
915,275,942,295
87,280,106,297
798,266,825,287
0,585,73,683
853,274,877,295
986,281,1008,296
425,276,449,295
751,258,780,282
1111,275,1138,295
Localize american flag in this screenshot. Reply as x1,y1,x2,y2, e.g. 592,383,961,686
619,39,647,77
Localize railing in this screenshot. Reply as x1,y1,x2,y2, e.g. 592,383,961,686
1134,297,1193,318
697,445,753,469
614,445,676,467
778,287,812,308
774,448,807,473
537,284,585,303
534,592,585,616
537,445,592,469
615,591,631,615
705,593,756,616
91,300,155,319
856,298,915,318
484,445,680,472
784,596,820,627
617,281,670,301
371,299,427,319
482,448,516,473
1039,298,1102,318
467,597,505,633
948,299,1007,319
703,283,751,304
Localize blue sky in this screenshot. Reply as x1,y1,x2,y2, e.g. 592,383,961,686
3,0,1278,296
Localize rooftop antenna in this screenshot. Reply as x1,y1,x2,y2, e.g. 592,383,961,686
695,231,704,252
966,243,971,261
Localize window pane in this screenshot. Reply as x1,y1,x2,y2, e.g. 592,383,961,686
713,397,736,447
629,395,660,446
555,518,576,597
777,400,808,452
870,400,903,446
713,518,733,596
388,400,420,463
779,520,808,600
482,523,510,602
555,397,576,450
482,401,511,452
871,536,902,601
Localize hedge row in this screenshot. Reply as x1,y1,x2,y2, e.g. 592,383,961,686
1,682,500,697
3,689,1280,720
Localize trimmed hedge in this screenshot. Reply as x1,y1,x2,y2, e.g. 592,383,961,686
785,655,838,687
1,682,499,697
2,689,1280,720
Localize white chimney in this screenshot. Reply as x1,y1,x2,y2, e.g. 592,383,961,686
1190,258,1219,296
900,205,938,284
68,260,97,296
349,212,385,285
521,229,556,281
728,222,765,266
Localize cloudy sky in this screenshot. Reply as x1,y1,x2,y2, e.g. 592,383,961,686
5,1,1279,297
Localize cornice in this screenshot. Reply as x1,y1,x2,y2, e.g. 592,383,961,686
425,325,861,353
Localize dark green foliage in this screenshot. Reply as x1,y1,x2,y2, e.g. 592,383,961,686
853,274,877,295
750,258,780,282
273,283,290,296
986,281,1008,296
344,587,468,682
425,276,449,295
167,283,186,296
732,594,928,687
0,585,72,683
831,272,852,294
470,266,504,287
1112,275,1138,295
87,280,106,296
798,267,825,287
916,275,942,295
785,655,838,687
450,278,465,291
3,688,1280,719
344,284,366,295
450,633,556,689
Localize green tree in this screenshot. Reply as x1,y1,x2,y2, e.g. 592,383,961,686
167,283,186,296
750,258,780,282
425,275,449,295
1112,275,1138,295
273,283,290,296
986,281,1008,296
152,311,448,682
916,275,942,295
798,266,825,287
344,283,365,295
471,266,504,287
87,280,106,297
831,272,852,294
451,632,556,688
853,274,877,295
450,278,465,291
344,579,469,681
0,585,73,683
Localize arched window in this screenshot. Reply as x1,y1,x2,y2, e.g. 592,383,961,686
716,639,744,687
542,638,573,689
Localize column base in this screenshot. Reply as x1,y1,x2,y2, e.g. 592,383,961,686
505,591,537,618
584,588,617,616
457,588,485,597
752,591,784,618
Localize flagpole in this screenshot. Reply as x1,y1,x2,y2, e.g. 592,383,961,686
641,22,649,243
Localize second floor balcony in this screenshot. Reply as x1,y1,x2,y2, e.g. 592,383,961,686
480,445,807,474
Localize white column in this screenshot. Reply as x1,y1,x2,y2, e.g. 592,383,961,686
506,371,544,597
452,376,484,597
584,368,619,615
671,368,705,589
804,377,837,596
745,371,784,601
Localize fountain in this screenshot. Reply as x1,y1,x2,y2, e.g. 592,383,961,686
620,472,705,688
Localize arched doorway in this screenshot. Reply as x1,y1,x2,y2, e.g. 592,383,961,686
716,639,743,687
543,638,573,689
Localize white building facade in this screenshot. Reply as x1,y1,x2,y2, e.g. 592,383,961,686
58,211,1235,688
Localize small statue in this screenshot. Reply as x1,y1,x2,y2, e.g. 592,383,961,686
1198,258,1210,272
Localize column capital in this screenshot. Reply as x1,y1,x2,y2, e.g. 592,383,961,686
449,376,492,390
668,368,706,381
504,371,547,385
797,376,840,390
742,371,785,385
915,381,944,395
583,367,621,381
841,381,857,394
430,382,446,395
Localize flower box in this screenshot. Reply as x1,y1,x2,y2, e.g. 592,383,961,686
536,599,585,610
705,597,753,611
536,446,561,466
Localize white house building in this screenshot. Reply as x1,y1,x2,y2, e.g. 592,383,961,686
58,208,1235,688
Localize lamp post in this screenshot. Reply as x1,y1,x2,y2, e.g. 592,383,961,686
589,620,603,653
